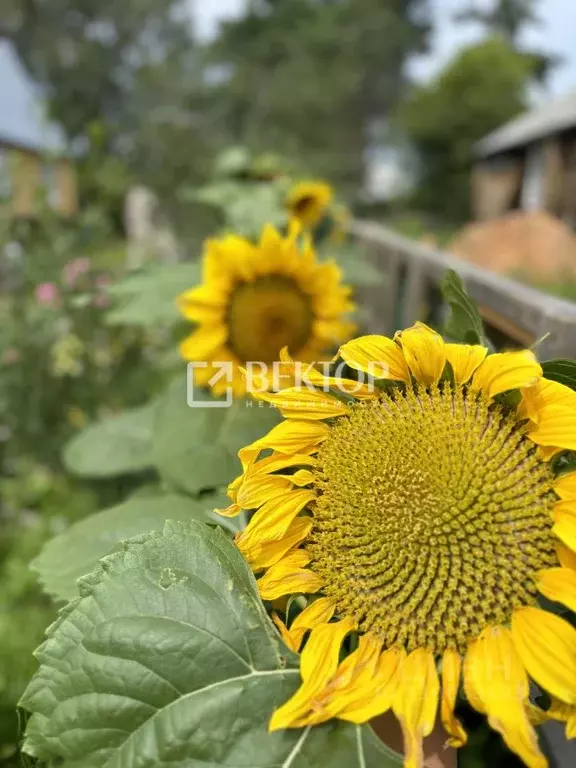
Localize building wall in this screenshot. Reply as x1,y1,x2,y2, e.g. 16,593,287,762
473,130,576,224
471,154,524,220
0,141,77,218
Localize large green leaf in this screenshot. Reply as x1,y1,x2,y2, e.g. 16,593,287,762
31,492,235,603
441,269,485,346
106,262,201,328
188,180,288,237
153,375,281,494
541,359,576,392
63,400,158,477
20,521,401,768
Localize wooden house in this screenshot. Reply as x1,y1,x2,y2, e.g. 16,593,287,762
0,40,77,219
472,91,576,227
0,135,78,218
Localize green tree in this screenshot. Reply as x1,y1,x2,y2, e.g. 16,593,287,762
398,37,535,223
453,0,540,43
453,0,559,82
208,0,431,192
0,1,217,219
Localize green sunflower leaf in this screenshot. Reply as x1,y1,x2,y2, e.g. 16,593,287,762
62,400,158,478
20,521,402,768
441,269,485,346
152,374,281,494
106,262,201,328
31,492,234,603
541,359,576,392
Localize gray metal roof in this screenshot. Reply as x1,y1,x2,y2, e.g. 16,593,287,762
0,40,65,154
475,91,576,158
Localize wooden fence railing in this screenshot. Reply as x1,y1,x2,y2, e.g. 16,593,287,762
352,219,576,359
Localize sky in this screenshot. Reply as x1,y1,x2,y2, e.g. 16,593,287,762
2,0,575,150
194,0,576,96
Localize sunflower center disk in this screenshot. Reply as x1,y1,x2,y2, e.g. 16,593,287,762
227,276,313,364
310,385,557,654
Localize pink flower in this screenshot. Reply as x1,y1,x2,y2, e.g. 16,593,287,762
95,274,110,288
62,257,91,287
35,282,60,307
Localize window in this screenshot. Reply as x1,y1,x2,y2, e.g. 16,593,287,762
0,148,12,200
41,163,61,210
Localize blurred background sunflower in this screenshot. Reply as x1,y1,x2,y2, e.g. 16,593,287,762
178,223,355,396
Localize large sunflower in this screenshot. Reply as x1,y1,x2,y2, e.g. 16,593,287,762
178,224,354,396
286,181,333,229
220,322,576,768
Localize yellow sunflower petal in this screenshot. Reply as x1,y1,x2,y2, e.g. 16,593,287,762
178,283,227,308
526,698,576,739
555,472,576,501
278,349,377,399
441,649,467,747
512,607,576,706
177,285,227,323
338,335,410,382
236,489,316,553
257,563,321,601
236,474,294,509
312,319,357,344
248,451,318,477
271,612,295,650
201,238,235,286
269,618,355,730
282,597,337,652
217,502,241,518
464,625,546,768
320,633,382,720
309,374,377,399
553,503,576,550
557,542,576,571
335,646,404,723
179,325,228,361
238,420,330,470
471,350,542,399
547,699,576,738
273,550,311,569
255,388,350,420
216,234,259,281
538,441,562,459
287,469,316,486
396,322,446,386
393,648,440,768
445,344,488,384
568,711,576,739
520,378,576,424
537,567,576,612
247,517,314,571
299,618,356,685
529,404,576,452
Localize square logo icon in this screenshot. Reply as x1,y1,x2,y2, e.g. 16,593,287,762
187,362,233,408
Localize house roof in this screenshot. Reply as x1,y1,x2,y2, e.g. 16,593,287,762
0,40,65,155
476,91,576,158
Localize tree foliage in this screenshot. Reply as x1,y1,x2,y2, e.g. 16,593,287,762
1,0,218,219
453,0,541,43
398,37,535,223
208,0,431,191
454,0,559,82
